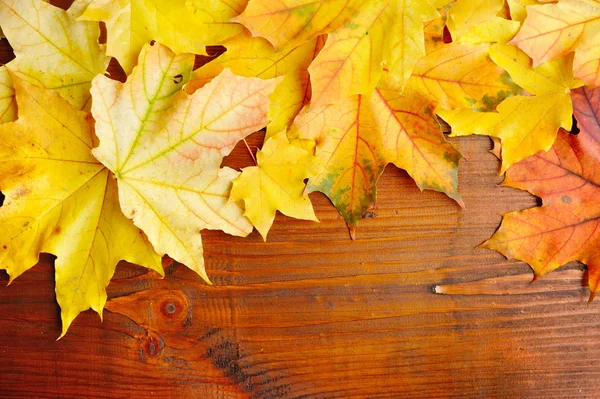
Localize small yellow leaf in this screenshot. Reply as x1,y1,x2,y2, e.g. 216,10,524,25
0,0,109,110
91,43,280,282
0,75,162,336
230,132,319,240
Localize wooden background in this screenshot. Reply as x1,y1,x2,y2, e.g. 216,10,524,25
2,2,600,398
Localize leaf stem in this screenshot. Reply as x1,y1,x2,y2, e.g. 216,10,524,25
243,138,258,166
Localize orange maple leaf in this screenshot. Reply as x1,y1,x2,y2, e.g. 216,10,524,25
484,86,600,298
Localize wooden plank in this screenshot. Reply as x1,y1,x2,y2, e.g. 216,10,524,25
1,1,600,398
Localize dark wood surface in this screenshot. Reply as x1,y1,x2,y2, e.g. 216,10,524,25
2,2,600,398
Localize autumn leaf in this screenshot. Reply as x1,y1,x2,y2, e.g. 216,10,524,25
509,0,600,66
289,74,462,233
236,0,439,103
307,0,438,103
233,0,360,50
191,31,325,140
483,86,600,298
423,1,452,53
91,42,279,282
0,0,109,111
406,42,522,112
230,131,319,240
446,0,504,41
506,0,540,22
440,44,583,172
0,74,162,336
572,30,600,87
79,0,246,73
0,67,16,123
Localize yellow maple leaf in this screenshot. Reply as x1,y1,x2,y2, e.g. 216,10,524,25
440,44,583,173
0,0,109,111
233,0,361,50
308,0,438,103
0,67,16,123
191,31,325,140
446,0,504,40
573,30,600,87
79,0,246,73
406,42,522,111
0,74,162,336
289,74,462,233
91,43,280,282
510,0,600,71
458,17,521,44
423,1,452,53
230,131,319,240
506,0,540,21
236,0,439,103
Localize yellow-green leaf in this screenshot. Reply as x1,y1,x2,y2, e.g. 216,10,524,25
0,74,162,336
91,43,279,282
230,131,319,240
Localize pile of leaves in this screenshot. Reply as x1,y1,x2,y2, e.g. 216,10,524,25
0,0,598,335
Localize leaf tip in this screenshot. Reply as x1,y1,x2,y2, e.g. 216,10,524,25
348,225,357,240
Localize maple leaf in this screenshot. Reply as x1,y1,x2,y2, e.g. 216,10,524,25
233,0,361,50
91,43,279,282
79,0,246,73
0,0,109,111
307,0,438,103
406,42,522,112
0,73,162,336
506,0,541,22
0,67,16,123
440,44,583,173
572,30,600,87
230,131,319,240
509,0,600,70
446,0,505,41
483,86,600,298
288,73,462,234
236,0,439,103
423,1,452,53
190,31,325,140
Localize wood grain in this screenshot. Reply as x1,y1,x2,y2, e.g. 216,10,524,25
1,2,600,398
